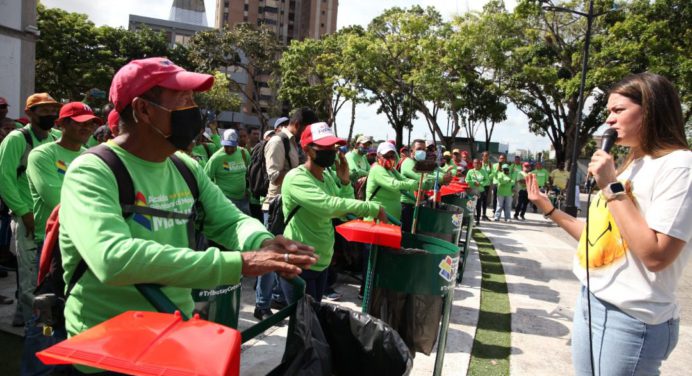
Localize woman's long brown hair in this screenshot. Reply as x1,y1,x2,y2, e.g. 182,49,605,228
608,73,689,172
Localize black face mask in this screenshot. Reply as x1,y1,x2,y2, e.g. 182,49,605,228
313,149,337,168
37,115,58,130
145,101,203,150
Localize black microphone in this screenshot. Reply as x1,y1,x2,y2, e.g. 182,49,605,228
585,128,619,190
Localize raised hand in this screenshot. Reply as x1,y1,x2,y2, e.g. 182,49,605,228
526,173,552,213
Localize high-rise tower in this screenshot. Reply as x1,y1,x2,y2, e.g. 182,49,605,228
170,0,208,27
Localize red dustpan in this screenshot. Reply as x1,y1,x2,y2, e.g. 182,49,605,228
37,310,241,376
336,220,402,248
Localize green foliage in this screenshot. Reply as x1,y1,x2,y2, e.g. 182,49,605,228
194,71,241,115
35,4,179,102
187,24,283,132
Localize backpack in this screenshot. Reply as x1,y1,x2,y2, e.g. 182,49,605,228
395,156,407,172
17,127,57,177
247,133,291,198
267,194,301,235
33,144,200,331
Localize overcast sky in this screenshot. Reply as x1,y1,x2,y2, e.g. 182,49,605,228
40,0,552,153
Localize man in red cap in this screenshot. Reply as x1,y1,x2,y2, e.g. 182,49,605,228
57,58,316,371
0,93,62,328
22,102,100,374
277,122,386,301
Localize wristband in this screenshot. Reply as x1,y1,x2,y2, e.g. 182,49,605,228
543,207,557,219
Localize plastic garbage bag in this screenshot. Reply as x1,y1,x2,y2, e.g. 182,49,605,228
269,296,412,376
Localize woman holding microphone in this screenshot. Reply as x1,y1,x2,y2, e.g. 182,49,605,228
527,73,691,375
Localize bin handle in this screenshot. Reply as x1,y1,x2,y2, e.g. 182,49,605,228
135,284,188,320
240,276,305,342
345,212,401,227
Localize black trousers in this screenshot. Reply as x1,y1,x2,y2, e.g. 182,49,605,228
515,189,529,217
475,190,487,220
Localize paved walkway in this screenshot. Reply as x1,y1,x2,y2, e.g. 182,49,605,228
478,205,691,375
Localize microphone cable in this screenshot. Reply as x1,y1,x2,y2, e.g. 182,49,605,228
584,183,595,376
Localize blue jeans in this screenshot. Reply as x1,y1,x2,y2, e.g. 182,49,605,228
21,316,68,375
255,210,285,309
230,196,250,216
494,195,512,221
572,286,679,376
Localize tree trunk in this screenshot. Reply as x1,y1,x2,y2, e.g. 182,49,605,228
347,100,356,144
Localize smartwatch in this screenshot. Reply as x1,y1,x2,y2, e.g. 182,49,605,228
602,181,625,201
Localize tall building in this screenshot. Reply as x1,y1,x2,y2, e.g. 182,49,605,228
216,0,338,45
214,0,338,129
0,0,38,118
170,0,208,27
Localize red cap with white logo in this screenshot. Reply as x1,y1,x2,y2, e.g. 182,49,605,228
300,122,345,148
57,102,103,125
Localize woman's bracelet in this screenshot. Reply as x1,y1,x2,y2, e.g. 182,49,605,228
543,207,557,219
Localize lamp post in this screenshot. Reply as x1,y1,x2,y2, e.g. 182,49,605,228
539,0,599,217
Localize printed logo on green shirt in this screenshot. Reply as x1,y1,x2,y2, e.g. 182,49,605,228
132,191,195,231
56,160,68,175
223,160,245,172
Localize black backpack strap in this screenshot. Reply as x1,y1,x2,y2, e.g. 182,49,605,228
284,205,301,226
279,132,292,169
16,128,34,177
65,260,87,298
169,154,200,249
87,144,136,215
368,186,382,201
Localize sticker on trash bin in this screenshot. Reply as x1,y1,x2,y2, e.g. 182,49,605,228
438,256,457,282
451,214,462,227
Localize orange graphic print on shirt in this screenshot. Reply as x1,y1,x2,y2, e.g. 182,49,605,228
577,181,635,269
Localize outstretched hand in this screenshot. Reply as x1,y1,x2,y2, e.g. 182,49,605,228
526,173,552,213
240,236,318,279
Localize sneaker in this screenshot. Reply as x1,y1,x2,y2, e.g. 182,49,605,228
493,218,499,222
324,291,343,301
475,220,480,227
513,215,519,220
253,307,273,321
505,219,510,223
482,216,491,221
520,215,526,220
270,299,287,310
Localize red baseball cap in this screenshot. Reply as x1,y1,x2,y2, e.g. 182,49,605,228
57,102,103,125
109,57,214,112
107,110,120,135
0,97,8,106
523,162,531,167
300,122,345,148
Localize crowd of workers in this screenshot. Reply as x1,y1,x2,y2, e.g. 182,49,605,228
0,57,585,375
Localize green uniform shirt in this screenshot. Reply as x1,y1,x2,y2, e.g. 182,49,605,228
191,135,221,168
399,157,436,204
365,164,417,220
345,150,370,180
441,163,457,177
533,168,549,188
514,170,528,190
27,142,84,241
495,171,514,197
282,165,379,271
85,135,99,148
0,125,60,217
491,163,506,184
204,147,250,200
465,168,490,192
60,141,272,340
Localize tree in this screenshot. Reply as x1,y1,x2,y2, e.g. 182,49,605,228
187,24,283,133
195,71,241,116
35,5,106,100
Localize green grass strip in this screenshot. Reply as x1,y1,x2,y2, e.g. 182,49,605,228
467,229,511,376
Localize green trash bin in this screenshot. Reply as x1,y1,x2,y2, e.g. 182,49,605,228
416,203,464,245
192,283,242,328
368,232,460,356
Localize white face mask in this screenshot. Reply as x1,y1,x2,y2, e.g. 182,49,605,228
414,150,427,161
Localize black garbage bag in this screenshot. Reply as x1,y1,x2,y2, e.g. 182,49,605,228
369,287,443,355
269,296,412,376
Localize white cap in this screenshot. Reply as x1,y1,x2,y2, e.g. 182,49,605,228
263,130,275,139
221,129,238,147
377,142,397,156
